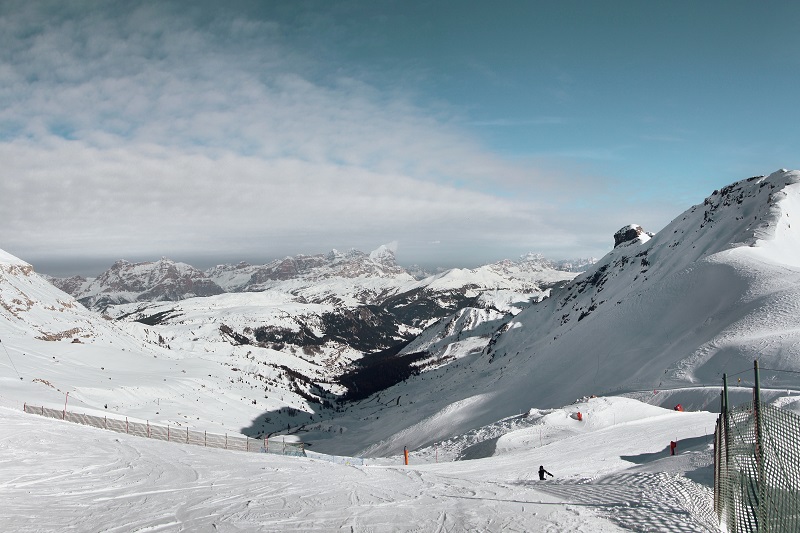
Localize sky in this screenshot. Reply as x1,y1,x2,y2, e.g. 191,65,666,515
2,1,800,276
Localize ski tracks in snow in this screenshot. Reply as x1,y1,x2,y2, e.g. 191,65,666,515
530,472,717,532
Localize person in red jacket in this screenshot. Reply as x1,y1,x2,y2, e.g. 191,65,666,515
538,465,554,480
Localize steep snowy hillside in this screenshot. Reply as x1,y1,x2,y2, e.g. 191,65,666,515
488,169,800,404
297,170,800,456
0,250,138,346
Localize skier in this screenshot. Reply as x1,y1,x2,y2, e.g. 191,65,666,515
538,465,554,481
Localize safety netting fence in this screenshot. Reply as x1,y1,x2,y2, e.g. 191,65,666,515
714,400,800,532
23,403,308,457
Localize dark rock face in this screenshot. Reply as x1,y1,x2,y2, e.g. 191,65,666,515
614,225,644,248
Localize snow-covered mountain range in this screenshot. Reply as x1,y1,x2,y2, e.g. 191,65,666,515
3,169,800,463
48,245,584,312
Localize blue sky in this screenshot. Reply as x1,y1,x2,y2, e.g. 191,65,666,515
2,1,799,275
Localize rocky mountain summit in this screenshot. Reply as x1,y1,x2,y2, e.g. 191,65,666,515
48,258,225,311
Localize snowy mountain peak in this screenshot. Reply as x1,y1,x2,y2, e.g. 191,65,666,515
519,252,547,263
368,241,398,266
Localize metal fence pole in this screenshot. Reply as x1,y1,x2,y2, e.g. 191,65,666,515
754,359,765,532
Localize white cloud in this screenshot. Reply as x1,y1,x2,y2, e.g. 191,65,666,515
0,3,679,271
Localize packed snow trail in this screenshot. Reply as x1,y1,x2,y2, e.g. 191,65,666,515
1,396,720,532
0,407,625,532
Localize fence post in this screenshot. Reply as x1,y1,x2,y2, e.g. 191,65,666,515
753,359,765,530
23,402,26,412
126,417,129,434
204,431,207,447
186,427,189,444
147,420,151,438
246,436,249,452
104,416,107,430
225,434,228,450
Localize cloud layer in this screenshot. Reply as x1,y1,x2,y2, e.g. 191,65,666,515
0,2,679,273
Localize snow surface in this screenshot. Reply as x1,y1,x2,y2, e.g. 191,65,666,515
0,396,718,532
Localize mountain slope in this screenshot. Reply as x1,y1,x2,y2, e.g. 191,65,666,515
489,170,800,400
299,170,800,456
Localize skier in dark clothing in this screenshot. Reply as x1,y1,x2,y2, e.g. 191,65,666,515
538,465,554,480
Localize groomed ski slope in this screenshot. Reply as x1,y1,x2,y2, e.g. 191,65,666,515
0,396,718,532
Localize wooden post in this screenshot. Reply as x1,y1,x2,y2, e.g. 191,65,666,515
204,431,207,446
147,421,150,438
126,417,129,433
167,426,170,442
186,427,189,444
225,434,228,449
403,446,409,465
